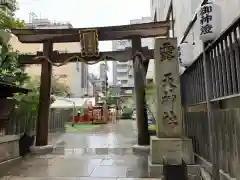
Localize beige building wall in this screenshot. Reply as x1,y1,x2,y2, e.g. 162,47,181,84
10,35,88,95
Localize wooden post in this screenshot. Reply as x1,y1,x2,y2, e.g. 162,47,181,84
132,36,150,146
36,41,53,146
202,42,219,180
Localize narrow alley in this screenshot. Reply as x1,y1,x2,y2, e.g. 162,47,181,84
0,121,158,180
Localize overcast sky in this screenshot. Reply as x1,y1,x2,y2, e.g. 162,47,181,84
15,0,151,81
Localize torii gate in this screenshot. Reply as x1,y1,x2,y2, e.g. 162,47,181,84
11,21,171,148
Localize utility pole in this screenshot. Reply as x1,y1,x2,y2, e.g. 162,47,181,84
104,60,108,97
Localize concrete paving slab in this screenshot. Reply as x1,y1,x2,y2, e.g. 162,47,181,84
0,121,156,179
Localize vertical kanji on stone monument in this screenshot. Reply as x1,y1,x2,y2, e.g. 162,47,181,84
154,38,182,137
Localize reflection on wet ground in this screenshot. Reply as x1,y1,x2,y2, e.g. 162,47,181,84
1,121,160,180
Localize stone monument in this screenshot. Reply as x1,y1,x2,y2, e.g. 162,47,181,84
148,38,200,179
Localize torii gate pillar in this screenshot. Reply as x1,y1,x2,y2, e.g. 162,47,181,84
32,41,53,153
132,36,150,151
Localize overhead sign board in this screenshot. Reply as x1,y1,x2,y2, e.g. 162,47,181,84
79,29,100,58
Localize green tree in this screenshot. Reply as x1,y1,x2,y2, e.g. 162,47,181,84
145,81,156,124
0,1,27,85
0,1,25,29
0,37,29,85
51,74,70,97
25,74,70,97
0,1,32,132
102,91,116,105
145,81,155,97
14,74,70,113
0,10,25,29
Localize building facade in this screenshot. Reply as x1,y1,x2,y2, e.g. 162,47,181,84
150,1,240,178
112,17,154,87
151,0,240,60
99,63,107,81
112,39,133,87
10,14,89,97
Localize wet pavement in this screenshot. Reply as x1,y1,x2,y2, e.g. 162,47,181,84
0,121,160,180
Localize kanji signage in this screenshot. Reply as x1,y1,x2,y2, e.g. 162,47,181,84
79,29,100,58
163,110,178,127
155,38,182,137
198,3,221,42
159,42,175,61
161,73,177,104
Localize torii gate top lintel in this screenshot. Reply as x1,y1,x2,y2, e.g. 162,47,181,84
11,21,170,43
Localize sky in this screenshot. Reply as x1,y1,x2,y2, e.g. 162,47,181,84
15,0,151,81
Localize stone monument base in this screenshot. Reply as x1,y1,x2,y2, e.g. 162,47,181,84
150,137,195,164
237,164,240,180
30,144,53,155
132,144,150,153
148,158,201,180
148,136,201,179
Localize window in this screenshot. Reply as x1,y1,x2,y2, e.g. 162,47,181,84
117,64,128,69
117,72,128,77
121,80,128,84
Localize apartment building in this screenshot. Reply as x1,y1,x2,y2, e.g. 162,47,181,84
112,39,133,88
151,0,240,60
87,63,108,95
10,15,89,97
25,17,73,29
112,17,155,87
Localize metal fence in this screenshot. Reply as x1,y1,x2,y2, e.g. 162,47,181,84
181,15,240,105
1,108,71,136
184,109,240,178
180,14,240,179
